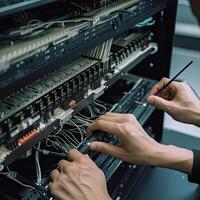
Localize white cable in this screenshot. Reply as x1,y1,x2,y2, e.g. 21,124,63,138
74,115,93,123
49,135,70,152
61,130,80,146
69,120,84,142
57,131,79,147
71,120,90,128
92,106,102,115
73,116,92,125
67,124,88,130
70,118,89,130
88,106,96,118
48,136,66,149
0,172,35,190
77,113,92,120
16,18,93,36
45,139,60,151
35,142,42,186
9,176,35,190
93,101,107,111
45,138,54,149
52,125,63,136
59,134,78,148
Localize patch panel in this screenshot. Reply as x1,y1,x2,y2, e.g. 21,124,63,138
0,146,11,163
0,57,107,163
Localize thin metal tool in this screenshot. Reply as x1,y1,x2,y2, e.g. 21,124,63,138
157,60,193,95
134,60,194,107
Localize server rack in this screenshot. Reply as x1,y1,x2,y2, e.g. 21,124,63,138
0,1,178,199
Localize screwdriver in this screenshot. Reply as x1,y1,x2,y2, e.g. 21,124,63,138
134,60,194,107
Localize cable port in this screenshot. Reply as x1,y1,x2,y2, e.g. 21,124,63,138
54,108,74,126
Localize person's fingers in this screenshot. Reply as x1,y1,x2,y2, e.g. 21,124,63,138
98,112,136,123
87,119,123,139
68,149,84,162
57,159,71,172
49,182,69,200
147,95,171,112
150,86,159,96
97,115,119,123
151,77,171,95
158,86,176,101
50,169,60,181
168,85,177,100
105,112,130,118
90,141,127,160
48,181,53,190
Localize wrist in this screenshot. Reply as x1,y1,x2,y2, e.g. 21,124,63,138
190,100,200,127
150,144,193,174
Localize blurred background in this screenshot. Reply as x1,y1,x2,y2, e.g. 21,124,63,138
164,0,200,138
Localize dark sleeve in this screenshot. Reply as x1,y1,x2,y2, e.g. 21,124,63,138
189,0,200,22
188,150,200,184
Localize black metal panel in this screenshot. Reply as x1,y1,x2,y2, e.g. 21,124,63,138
0,1,167,99
174,35,200,51
0,0,58,17
130,0,178,141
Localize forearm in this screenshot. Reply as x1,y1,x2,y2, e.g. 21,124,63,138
191,104,200,127
151,144,193,174
185,99,200,127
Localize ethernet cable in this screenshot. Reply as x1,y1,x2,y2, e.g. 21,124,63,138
33,146,67,158
0,171,35,189
0,170,49,200
35,142,42,186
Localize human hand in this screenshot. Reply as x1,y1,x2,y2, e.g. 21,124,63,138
87,112,160,166
147,77,200,126
49,149,111,200
87,112,193,174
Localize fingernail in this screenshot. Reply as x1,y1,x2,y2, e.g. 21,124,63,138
90,143,96,150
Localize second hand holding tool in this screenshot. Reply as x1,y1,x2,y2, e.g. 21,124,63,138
134,60,194,107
